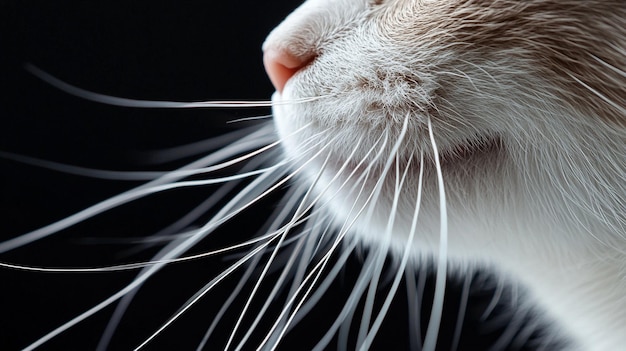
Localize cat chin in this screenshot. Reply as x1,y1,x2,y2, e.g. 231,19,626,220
272,90,505,253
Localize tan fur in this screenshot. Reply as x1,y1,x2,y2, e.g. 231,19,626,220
371,1,626,126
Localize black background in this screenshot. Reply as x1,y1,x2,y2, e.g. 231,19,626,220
1,2,561,350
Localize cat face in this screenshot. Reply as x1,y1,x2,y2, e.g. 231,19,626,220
264,0,626,257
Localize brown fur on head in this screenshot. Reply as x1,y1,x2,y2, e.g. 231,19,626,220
375,0,625,126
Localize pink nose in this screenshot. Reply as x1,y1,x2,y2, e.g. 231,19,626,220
263,49,313,93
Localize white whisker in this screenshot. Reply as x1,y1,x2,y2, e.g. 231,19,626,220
197,184,309,350
357,115,411,348
7,2,621,350
0,125,273,253
20,162,289,351
224,152,332,351
131,128,340,350
227,114,274,123
25,64,331,109
231,198,333,350
0,121,326,254
0,150,173,180
140,125,267,164
132,228,288,351
423,116,448,351
25,120,325,348
310,242,377,351
277,128,416,350
0,220,312,274
277,133,390,332
1,123,308,181
97,150,301,351
260,130,393,350
231,132,374,349
360,149,424,350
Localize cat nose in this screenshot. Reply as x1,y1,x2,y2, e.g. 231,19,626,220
263,48,313,93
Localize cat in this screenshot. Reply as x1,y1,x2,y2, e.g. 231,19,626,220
2,0,624,350
263,0,626,350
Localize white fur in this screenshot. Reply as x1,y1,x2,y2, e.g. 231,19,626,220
265,0,626,350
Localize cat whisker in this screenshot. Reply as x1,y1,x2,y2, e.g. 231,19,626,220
319,240,378,351
223,129,377,276
590,52,626,79
196,250,264,351
0,131,279,181
360,148,425,350
423,116,449,351
310,170,378,351
114,150,280,258
220,214,332,263
132,227,290,351
139,124,275,165
20,124,332,350
25,63,331,109
228,195,334,350
309,130,427,351
265,245,343,351
235,215,323,349
357,114,411,348
182,184,315,350
0,126,273,253
97,147,302,350
213,125,370,264
0,217,317,274
227,114,275,123
276,216,335,325
135,125,266,164
0,167,266,253
132,129,341,350
80,232,197,246
107,214,331,350
277,135,393,332
205,191,314,349
0,121,325,254
20,160,293,351
305,136,400,348
223,151,333,351
260,131,393,350
232,133,376,349
266,135,369,239
253,130,361,227
268,140,396,347
126,167,295,350
0,150,171,181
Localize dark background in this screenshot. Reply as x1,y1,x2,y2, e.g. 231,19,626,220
1,2,561,350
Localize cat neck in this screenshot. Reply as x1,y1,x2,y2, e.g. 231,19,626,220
502,243,626,351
